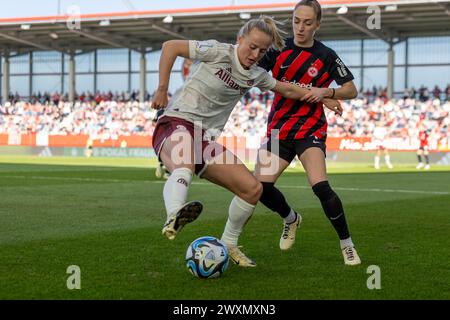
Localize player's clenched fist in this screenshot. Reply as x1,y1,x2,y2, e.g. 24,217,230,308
151,88,168,109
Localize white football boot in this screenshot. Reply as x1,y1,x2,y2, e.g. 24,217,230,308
279,213,302,250
342,246,362,266
227,245,256,267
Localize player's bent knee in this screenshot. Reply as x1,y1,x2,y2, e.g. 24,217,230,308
239,180,262,205
312,180,335,201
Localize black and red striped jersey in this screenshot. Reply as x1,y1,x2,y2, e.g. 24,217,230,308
258,38,354,140
419,131,429,144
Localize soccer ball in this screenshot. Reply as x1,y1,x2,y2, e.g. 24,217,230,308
186,236,229,279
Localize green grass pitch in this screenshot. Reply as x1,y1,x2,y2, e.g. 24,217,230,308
1,155,449,299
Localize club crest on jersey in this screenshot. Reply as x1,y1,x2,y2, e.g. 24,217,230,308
308,66,318,77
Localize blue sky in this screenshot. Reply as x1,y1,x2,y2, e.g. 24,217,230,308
1,0,295,18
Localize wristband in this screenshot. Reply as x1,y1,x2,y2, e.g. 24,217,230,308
330,88,335,99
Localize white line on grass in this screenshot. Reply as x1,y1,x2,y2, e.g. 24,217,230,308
4,175,450,195
3,175,126,183
189,181,450,195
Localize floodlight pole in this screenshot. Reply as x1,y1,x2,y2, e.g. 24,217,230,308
387,42,394,99
139,49,146,103
69,51,76,103
93,49,98,94
2,52,10,103
29,52,33,101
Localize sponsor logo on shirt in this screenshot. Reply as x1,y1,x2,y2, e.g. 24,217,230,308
335,58,348,77
280,77,312,88
214,67,247,93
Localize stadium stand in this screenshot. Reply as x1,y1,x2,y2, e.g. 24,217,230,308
1,87,449,152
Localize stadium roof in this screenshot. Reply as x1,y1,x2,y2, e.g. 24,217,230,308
0,0,449,54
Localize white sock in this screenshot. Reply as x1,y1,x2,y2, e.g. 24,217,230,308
374,156,380,167
284,209,297,224
221,196,255,246
340,237,354,250
163,167,193,217
385,155,392,165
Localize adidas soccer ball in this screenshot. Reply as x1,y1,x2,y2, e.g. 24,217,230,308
186,236,229,279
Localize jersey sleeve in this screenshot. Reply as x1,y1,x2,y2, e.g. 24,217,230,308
257,48,279,71
328,50,354,85
254,69,277,92
188,40,220,62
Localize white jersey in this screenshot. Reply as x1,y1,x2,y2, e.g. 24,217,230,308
373,126,387,140
163,40,277,134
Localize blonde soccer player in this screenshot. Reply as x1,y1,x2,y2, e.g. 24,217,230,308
151,16,341,267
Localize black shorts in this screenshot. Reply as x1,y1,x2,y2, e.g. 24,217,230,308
260,135,326,163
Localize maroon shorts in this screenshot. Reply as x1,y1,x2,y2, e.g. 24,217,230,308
152,116,226,176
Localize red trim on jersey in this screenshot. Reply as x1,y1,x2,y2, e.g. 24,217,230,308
322,78,333,88
275,58,325,139
281,51,312,80
268,51,313,137
306,121,328,140
278,104,310,139
267,99,296,136
294,103,324,139
272,50,293,79
316,72,330,87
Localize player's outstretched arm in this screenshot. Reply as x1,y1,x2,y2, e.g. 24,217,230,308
332,81,358,100
301,81,357,103
152,40,190,109
273,80,332,103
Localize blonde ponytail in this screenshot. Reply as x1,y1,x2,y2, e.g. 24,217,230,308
237,15,286,51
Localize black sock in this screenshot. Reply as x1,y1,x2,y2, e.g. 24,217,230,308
260,182,292,218
312,181,350,240
417,155,422,163
425,155,429,164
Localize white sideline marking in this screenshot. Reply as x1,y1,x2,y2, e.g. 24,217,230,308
3,175,126,183
3,175,450,196
189,181,450,195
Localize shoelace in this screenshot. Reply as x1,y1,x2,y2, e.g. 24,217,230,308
345,247,355,260
282,224,291,239
282,219,297,239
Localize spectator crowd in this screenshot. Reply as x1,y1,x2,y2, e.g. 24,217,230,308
1,86,449,148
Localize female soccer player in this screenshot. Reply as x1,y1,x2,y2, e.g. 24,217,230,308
254,0,361,265
416,125,430,170
373,120,394,170
151,16,341,267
